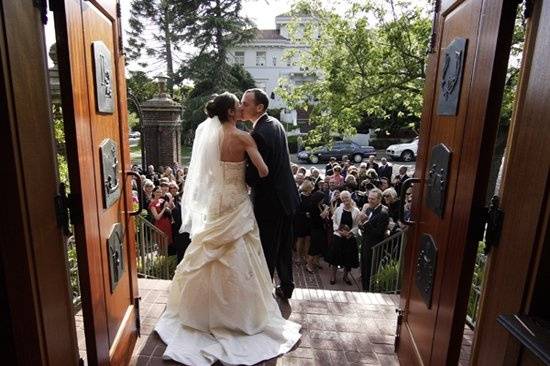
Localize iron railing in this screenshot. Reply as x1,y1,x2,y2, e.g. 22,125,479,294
466,250,486,328
368,228,408,293
135,215,176,279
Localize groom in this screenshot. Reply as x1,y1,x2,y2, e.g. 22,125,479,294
242,88,299,300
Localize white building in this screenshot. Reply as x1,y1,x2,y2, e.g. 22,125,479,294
228,14,317,125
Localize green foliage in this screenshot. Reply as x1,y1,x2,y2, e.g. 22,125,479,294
126,0,188,89
137,254,178,280
277,0,431,145
370,259,400,293
177,0,256,131
126,70,158,109
53,105,69,186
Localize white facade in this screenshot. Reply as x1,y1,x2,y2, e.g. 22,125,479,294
228,14,317,123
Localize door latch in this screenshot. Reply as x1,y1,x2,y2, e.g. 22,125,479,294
473,195,504,254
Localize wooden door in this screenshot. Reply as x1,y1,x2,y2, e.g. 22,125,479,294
397,1,518,365
53,0,139,364
472,0,550,363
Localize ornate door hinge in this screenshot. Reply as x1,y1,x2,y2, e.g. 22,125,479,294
54,183,83,235
135,296,142,336
32,0,48,24
394,308,405,352
472,195,504,255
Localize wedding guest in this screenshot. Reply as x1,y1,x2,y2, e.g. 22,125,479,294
294,181,314,271
326,191,361,285
149,186,174,251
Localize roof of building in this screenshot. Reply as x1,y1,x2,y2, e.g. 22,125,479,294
255,29,289,40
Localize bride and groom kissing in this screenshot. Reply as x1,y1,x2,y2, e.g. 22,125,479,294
154,89,302,365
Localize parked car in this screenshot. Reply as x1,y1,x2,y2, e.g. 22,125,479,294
129,131,141,139
297,141,376,164
386,137,419,162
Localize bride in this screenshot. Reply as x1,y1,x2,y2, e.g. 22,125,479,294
154,92,302,365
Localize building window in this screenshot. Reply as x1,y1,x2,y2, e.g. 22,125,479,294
256,51,266,66
234,51,244,66
272,56,277,66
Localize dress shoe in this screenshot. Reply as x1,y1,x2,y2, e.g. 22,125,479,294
275,286,291,300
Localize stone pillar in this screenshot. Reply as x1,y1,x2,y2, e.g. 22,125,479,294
141,78,182,169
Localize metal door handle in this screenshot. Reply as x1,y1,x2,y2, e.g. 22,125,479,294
400,177,422,225
125,171,143,216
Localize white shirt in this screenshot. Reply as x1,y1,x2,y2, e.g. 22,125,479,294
252,113,267,129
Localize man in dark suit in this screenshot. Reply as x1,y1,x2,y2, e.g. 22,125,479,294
242,88,300,300
393,165,410,195
377,157,393,181
359,188,389,291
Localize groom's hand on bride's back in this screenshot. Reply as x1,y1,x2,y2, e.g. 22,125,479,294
245,153,261,187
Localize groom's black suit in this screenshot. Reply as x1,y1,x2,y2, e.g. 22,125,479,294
246,114,299,298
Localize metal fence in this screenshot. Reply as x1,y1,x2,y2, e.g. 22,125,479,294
466,250,486,328
135,215,176,279
368,228,408,294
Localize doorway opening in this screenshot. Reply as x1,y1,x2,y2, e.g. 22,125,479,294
44,11,88,365
459,4,527,365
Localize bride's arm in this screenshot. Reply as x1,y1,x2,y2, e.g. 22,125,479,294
242,133,269,178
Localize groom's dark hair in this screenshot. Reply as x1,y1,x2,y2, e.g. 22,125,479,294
245,88,269,112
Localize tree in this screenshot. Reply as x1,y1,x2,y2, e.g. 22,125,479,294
177,0,257,130
126,0,189,91
276,0,431,145
126,70,158,113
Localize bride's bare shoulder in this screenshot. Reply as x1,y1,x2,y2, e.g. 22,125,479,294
235,129,255,147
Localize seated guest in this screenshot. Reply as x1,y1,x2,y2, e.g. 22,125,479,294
326,191,361,285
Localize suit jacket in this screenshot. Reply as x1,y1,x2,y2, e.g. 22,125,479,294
361,205,389,247
246,114,300,217
377,164,393,180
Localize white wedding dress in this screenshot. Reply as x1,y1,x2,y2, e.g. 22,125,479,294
154,159,301,365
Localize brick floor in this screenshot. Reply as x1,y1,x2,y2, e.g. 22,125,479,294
130,262,401,366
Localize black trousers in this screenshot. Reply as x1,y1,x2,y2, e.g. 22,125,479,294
361,241,374,291
256,210,295,297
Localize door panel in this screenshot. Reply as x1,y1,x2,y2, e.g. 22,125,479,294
54,0,137,364
398,0,517,364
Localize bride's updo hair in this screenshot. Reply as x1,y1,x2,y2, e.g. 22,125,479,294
204,92,239,123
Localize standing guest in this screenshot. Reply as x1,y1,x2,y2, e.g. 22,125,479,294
141,179,155,215
382,187,400,231
326,191,361,285
357,162,369,186
291,163,299,175
295,173,305,188
146,164,160,185
297,166,307,176
149,186,174,251
379,176,391,192
168,182,180,201
344,174,358,192
359,188,389,291
294,181,314,271
309,167,322,189
393,165,410,195
175,168,185,190
168,185,190,263
366,155,379,171
325,157,337,176
331,165,345,187
377,157,393,180
163,166,175,181
159,180,169,195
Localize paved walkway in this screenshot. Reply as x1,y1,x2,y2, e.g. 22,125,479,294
131,271,401,366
